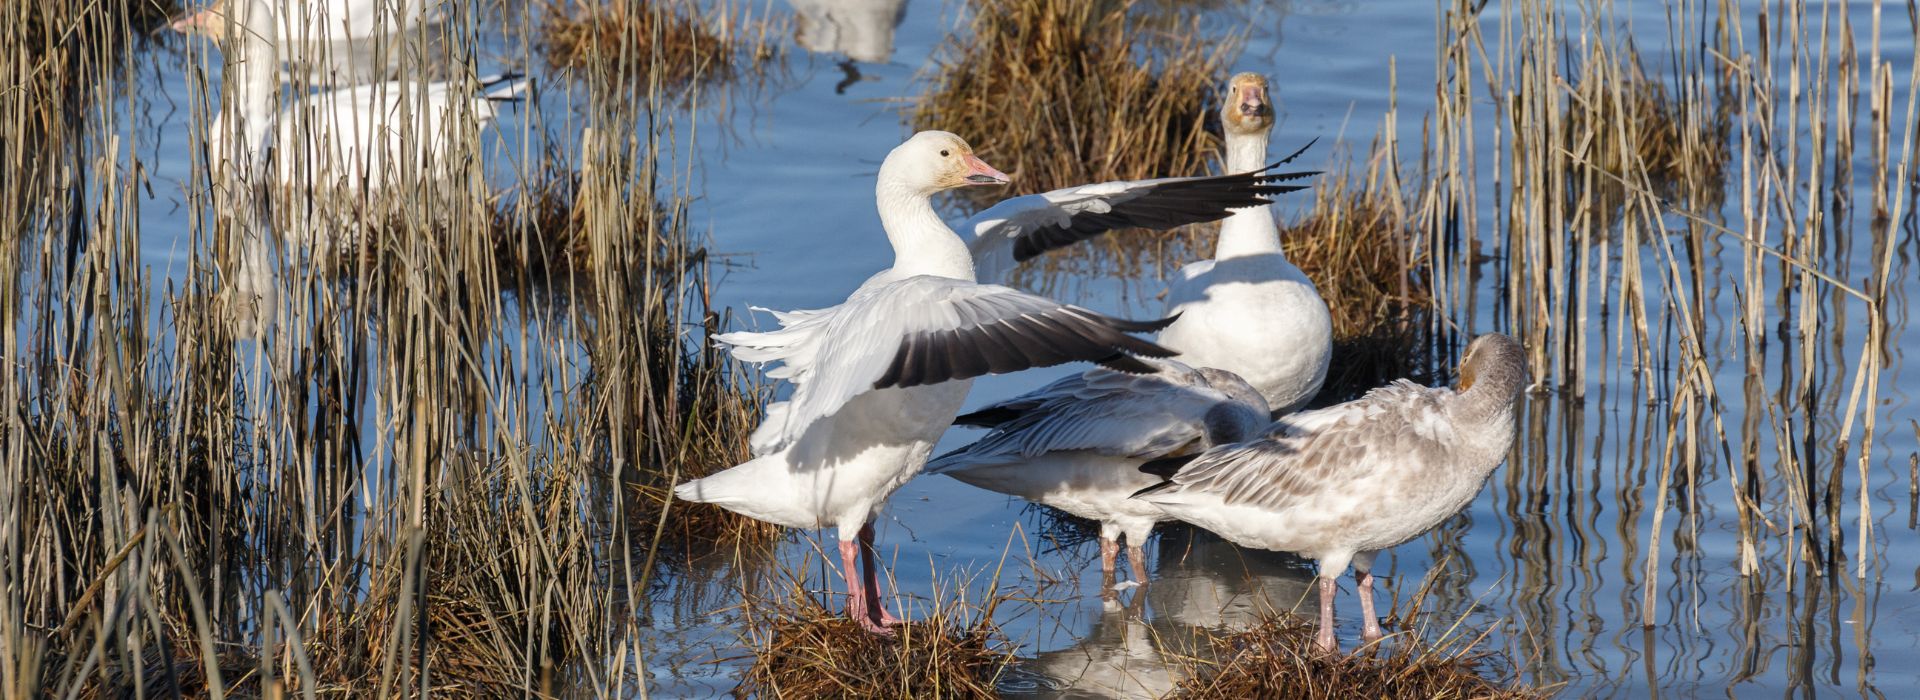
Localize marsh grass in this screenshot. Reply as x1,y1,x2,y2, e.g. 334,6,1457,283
540,0,781,90
914,0,1235,283
734,571,1013,699
1168,614,1544,699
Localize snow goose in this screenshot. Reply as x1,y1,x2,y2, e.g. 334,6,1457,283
183,0,524,249
674,131,1183,634
1157,72,1332,413
170,0,445,45
1133,333,1528,653
925,358,1268,586
962,148,1316,285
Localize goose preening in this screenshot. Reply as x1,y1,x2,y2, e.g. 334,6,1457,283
674,131,1184,634
1133,333,1528,653
962,150,1316,286
925,358,1268,586
170,0,446,45
1156,72,1333,413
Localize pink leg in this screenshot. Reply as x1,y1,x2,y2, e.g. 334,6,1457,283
1126,545,1150,587
839,538,891,635
860,524,904,627
1098,538,1120,601
1357,571,1384,643
1316,576,1339,654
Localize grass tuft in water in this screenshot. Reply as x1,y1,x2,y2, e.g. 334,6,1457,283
913,0,1233,209
734,577,1012,699
1170,614,1546,699
540,0,778,89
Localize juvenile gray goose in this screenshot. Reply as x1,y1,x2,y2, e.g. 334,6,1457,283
1133,333,1528,653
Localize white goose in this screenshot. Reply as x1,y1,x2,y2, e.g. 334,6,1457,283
674,132,1183,634
181,0,524,240
170,0,445,44
1134,333,1528,653
925,358,1268,585
927,72,1321,585
1158,72,1333,413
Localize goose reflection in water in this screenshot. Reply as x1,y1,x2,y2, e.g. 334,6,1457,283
789,0,907,64
1018,526,1316,699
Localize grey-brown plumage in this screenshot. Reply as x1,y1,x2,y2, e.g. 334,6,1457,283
1134,333,1528,653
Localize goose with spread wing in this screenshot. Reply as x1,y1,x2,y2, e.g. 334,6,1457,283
1133,334,1527,653
674,132,1181,634
928,72,1324,587
961,128,1315,284
925,359,1267,586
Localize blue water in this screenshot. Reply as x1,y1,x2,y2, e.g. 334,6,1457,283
113,0,1920,697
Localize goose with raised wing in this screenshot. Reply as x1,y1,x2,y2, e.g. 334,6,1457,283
1133,333,1528,653
962,146,1315,285
1157,72,1332,413
928,72,1323,586
674,131,1183,635
925,358,1267,585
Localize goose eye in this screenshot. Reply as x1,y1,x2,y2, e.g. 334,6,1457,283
940,149,950,157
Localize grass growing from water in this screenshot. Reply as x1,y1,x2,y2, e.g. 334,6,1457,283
540,0,779,89
914,0,1231,209
1169,614,1544,699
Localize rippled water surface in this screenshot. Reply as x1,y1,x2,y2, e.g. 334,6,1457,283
116,0,1920,696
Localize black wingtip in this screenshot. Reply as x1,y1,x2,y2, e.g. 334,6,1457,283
1098,311,1180,334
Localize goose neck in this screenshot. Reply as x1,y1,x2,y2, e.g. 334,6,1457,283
876,181,973,280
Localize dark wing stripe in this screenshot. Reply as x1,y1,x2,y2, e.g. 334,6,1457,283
875,307,1182,389
1010,152,1323,262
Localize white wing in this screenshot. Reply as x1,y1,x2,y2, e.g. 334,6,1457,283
718,275,1180,453
963,159,1316,284
928,359,1270,473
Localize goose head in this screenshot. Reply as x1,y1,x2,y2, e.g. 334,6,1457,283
167,0,234,38
1221,72,1274,136
878,131,1010,196
1455,333,1528,398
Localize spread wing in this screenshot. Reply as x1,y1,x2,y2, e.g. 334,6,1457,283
717,275,1180,453
963,144,1319,284
928,360,1270,472
1134,381,1455,512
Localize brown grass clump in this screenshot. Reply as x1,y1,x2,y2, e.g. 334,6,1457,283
540,0,776,88
1170,615,1546,699
913,0,1233,210
735,581,1013,698
1559,49,1733,225
1278,147,1435,403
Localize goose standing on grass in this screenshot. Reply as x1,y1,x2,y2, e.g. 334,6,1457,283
674,132,1184,635
925,359,1268,586
927,72,1321,586
1158,72,1332,413
1133,333,1528,653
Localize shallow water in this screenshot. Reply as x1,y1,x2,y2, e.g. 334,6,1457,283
114,0,1920,697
